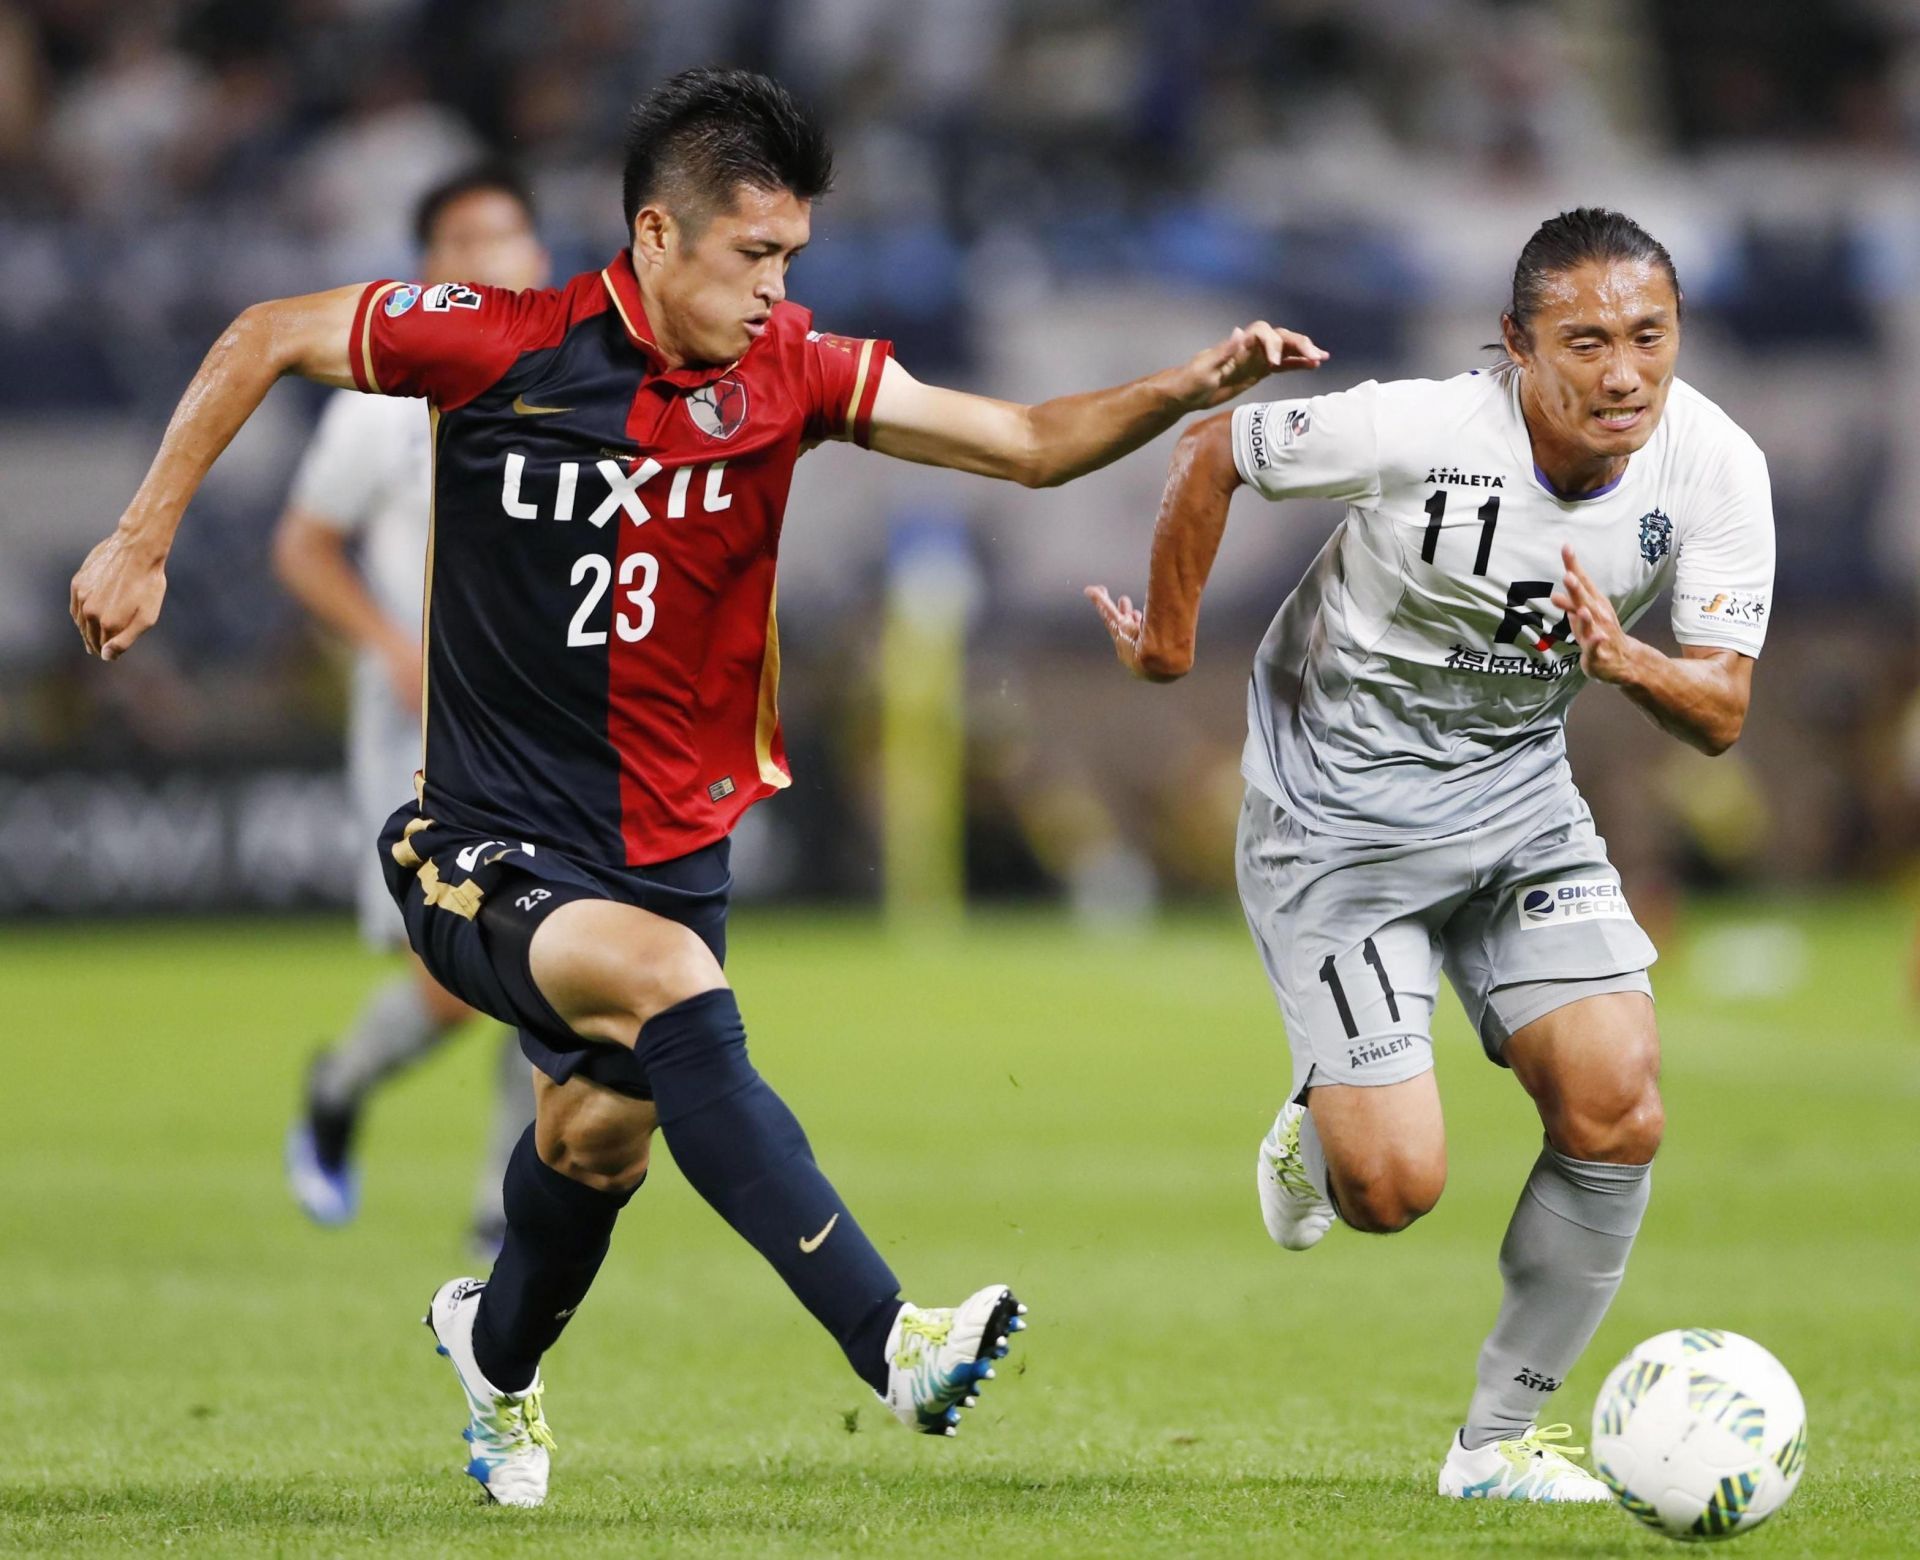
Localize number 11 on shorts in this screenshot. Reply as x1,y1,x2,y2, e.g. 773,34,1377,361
1318,938,1400,1038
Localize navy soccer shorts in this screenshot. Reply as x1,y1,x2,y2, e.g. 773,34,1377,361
378,801,731,1099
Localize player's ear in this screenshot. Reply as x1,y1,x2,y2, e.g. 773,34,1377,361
631,206,672,270
1499,312,1529,369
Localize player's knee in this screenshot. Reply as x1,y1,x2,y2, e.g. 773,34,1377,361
537,1099,654,1193
1556,1080,1664,1164
611,920,727,1033
1337,1155,1446,1234
1548,1030,1664,1163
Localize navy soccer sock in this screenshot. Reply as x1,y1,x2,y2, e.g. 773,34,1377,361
639,989,902,1392
471,1126,638,1393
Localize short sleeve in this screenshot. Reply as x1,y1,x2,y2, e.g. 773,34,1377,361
1231,381,1384,504
800,329,894,448
1669,441,1774,657
348,280,542,410
285,391,392,534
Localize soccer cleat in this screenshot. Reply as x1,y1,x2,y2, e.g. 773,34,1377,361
1256,1102,1335,1250
284,1119,357,1226
880,1285,1028,1436
424,1276,554,1508
1437,1424,1612,1502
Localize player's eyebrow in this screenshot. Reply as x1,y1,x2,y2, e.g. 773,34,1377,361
739,233,807,257
1556,309,1671,339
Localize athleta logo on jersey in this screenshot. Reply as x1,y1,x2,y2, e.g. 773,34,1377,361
1517,879,1631,930
499,452,735,524
1422,465,1505,489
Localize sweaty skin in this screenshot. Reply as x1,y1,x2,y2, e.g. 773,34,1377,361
67,177,1330,1207
71,182,1327,664
1087,256,1754,756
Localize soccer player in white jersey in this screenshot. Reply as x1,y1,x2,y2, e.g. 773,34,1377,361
279,168,551,1251
1089,209,1773,1502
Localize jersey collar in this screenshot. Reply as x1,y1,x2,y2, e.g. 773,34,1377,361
599,250,743,390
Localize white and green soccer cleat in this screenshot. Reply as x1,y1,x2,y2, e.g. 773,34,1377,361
1437,1424,1612,1502
424,1276,555,1508
1256,1102,1336,1250
880,1285,1028,1436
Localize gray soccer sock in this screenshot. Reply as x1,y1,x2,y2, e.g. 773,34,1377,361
310,974,454,1113
472,1030,537,1234
1461,1140,1650,1450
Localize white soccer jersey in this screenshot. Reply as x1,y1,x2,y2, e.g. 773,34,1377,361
1229,369,1774,840
287,389,433,636
288,390,434,942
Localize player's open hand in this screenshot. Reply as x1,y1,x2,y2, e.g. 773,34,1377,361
1085,585,1184,682
1178,322,1328,411
1551,545,1635,683
70,530,167,661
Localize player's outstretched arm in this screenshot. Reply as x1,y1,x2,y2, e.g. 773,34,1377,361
1084,409,1241,682
1552,544,1753,754
866,323,1325,488
70,286,364,660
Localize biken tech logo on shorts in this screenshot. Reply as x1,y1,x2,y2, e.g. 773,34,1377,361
1517,879,1631,930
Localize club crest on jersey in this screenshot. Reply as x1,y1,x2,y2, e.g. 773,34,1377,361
384,284,421,317
1638,509,1672,566
423,282,483,312
686,377,749,441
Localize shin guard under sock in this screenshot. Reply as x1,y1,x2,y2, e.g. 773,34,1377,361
638,989,902,1392
471,1126,638,1392
1461,1141,1650,1449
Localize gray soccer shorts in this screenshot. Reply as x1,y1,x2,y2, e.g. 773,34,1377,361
1235,785,1656,1098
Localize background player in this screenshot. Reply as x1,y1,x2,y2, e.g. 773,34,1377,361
67,68,1326,1508
279,166,547,1252
1088,209,1773,1502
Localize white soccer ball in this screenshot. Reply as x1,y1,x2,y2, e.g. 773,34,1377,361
1591,1329,1807,1542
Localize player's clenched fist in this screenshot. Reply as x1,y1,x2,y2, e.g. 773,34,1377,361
1174,321,1328,411
70,530,167,660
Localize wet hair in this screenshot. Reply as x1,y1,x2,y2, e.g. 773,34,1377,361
621,68,834,234
412,164,537,250
1502,207,1683,348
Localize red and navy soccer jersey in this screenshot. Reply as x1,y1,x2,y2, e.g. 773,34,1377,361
346,252,892,865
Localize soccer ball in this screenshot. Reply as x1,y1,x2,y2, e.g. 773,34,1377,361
1590,1329,1807,1542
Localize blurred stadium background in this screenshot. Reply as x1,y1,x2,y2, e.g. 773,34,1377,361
11,4,1920,1554
5,0,1920,923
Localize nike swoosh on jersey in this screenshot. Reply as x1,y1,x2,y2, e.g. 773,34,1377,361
798,1213,839,1253
511,394,573,416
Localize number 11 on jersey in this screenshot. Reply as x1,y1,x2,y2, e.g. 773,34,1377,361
1420,490,1501,576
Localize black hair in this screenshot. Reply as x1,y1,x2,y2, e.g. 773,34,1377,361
413,164,537,250
1502,207,1683,346
620,68,834,234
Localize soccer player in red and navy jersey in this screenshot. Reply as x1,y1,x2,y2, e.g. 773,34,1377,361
71,69,1328,1506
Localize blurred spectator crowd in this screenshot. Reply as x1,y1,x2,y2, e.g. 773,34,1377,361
5,0,1920,909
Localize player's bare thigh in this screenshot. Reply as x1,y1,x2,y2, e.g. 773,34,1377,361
1304,1070,1447,1235
1504,990,1663,1165
528,896,728,1046
522,897,722,1190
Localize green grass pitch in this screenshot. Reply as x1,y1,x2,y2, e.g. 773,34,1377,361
5,896,1918,1555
